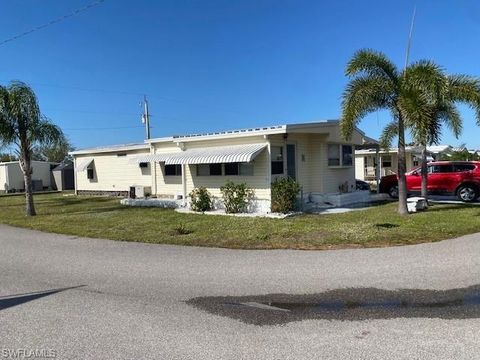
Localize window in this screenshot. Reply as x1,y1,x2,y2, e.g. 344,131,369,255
453,164,475,172
328,144,340,166
271,146,284,174
87,168,94,180
342,145,353,166
225,163,239,175
165,164,182,176
382,156,392,168
239,163,254,176
428,165,453,173
225,162,254,176
209,164,222,175
197,164,222,176
139,162,149,168
328,144,354,167
117,153,127,157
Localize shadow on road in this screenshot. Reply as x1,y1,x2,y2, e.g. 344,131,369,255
0,285,85,311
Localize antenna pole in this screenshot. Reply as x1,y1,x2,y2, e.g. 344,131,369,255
143,95,151,140
404,5,416,70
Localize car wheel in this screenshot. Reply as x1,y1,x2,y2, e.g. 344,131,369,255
457,185,478,202
388,185,399,199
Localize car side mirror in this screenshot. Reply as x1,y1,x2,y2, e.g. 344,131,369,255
412,171,419,176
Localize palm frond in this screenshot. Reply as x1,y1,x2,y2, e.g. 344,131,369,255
447,74,480,125
29,116,64,146
340,75,393,139
346,49,399,83
379,120,398,150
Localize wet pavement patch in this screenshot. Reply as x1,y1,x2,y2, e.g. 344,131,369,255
187,285,480,326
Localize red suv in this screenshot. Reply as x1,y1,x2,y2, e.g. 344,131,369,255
379,161,480,202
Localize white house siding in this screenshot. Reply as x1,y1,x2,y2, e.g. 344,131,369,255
5,163,24,190
355,152,419,181
0,161,57,192
75,149,151,194
269,129,360,195
355,156,366,181
31,161,56,189
0,166,7,192
152,136,271,202
152,143,183,197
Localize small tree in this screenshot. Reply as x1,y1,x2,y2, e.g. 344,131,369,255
271,177,300,213
220,181,255,213
0,81,63,216
32,135,74,163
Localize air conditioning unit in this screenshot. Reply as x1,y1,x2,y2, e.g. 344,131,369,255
129,185,151,199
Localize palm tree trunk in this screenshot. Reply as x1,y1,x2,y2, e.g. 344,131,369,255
397,116,409,215
19,143,36,216
420,144,429,205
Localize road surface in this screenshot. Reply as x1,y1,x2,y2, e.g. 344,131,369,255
1,224,479,359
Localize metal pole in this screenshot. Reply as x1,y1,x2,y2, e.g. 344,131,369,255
143,95,151,140
404,5,416,70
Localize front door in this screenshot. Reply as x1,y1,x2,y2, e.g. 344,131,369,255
286,144,296,180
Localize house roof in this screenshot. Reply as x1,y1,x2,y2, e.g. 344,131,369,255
69,142,150,156
147,120,369,144
355,146,428,156
70,120,372,156
426,145,452,154
0,160,58,166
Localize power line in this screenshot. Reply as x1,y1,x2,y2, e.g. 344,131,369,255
44,108,142,116
0,0,106,47
26,81,144,96
64,125,146,131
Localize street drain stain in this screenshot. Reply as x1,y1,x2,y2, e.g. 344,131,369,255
187,285,480,326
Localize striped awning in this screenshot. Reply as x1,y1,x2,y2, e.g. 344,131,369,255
164,143,267,165
75,158,94,172
130,153,178,164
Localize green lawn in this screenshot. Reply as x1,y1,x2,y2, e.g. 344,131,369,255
0,193,479,249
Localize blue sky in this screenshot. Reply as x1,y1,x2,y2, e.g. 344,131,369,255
1,0,480,150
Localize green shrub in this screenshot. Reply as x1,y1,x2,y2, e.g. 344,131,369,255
189,187,213,212
271,177,301,213
220,181,255,213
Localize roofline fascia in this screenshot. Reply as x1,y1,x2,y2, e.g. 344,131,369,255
69,144,150,156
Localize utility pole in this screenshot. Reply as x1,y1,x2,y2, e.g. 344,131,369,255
404,5,416,70
142,95,151,140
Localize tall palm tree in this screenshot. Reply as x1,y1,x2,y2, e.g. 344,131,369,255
341,49,417,215
380,70,480,203
0,81,63,216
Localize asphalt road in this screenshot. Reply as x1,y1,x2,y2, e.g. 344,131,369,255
1,224,480,360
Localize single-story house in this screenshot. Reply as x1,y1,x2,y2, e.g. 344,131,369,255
355,146,427,182
426,145,453,160
0,160,58,193
71,120,373,211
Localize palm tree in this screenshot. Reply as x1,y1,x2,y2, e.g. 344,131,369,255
0,81,63,216
380,70,480,203
341,49,416,215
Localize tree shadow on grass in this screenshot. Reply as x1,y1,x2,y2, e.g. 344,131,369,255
425,204,477,212
0,285,85,311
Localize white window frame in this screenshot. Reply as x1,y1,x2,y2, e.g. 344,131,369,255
328,144,354,167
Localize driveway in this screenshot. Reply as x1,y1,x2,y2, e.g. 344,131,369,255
0,224,480,359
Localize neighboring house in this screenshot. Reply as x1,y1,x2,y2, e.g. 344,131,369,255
71,120,372,210
355,146,426,182
426,145,453,160
52,160,75,191
0,161,58,193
